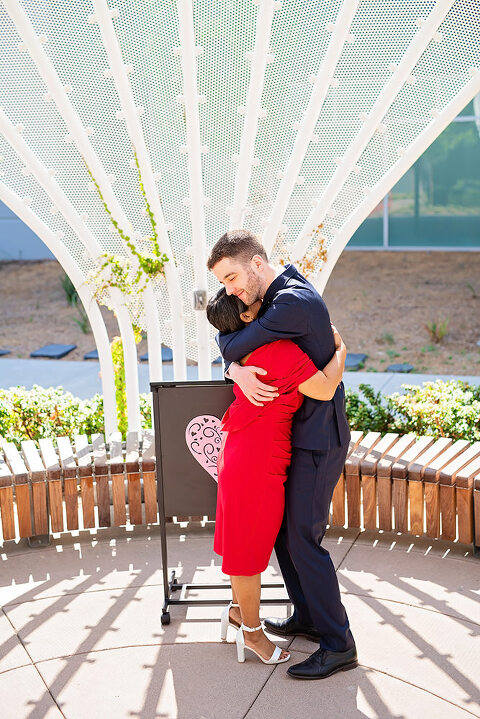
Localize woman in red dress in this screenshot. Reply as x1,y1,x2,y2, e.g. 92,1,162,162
206,288,346,665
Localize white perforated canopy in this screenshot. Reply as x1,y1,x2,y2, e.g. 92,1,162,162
1,0,479,431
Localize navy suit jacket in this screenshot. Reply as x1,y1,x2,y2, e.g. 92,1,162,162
217,263,350,451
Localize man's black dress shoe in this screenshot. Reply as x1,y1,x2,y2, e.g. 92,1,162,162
263,616,322,642
287,647,358,680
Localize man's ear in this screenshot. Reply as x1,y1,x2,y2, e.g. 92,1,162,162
251,254,265,272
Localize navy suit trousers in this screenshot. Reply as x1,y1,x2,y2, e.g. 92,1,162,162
274,443,355,653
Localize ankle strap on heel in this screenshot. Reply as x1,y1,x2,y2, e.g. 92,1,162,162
241,622,263,632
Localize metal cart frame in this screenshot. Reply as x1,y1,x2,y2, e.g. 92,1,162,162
151,380,289,625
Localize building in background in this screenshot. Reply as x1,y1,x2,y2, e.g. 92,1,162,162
0,197,54,260
349,99,480,249
1,100,479,261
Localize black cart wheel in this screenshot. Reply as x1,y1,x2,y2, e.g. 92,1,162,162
161,611,171,625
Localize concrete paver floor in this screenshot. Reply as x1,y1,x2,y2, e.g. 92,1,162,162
1,524,479,719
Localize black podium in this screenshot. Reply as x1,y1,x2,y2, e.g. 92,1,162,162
150,380,286,625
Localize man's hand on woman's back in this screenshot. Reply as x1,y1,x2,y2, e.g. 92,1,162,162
227,362,279,407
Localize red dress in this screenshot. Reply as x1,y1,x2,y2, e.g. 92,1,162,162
214,339,318,576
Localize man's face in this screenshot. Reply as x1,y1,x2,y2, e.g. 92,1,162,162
211,256,265,306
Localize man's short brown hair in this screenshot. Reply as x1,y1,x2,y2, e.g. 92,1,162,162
207,229,268,270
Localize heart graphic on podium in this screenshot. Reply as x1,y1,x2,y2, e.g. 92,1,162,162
185,414,223,482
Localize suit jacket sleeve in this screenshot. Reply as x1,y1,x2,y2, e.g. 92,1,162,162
218,291,309,363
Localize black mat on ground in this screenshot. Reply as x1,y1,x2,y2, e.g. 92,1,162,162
345,352,368,370
83,349,98,360
387,363,413,373
141,345,173,362
30,344,76,359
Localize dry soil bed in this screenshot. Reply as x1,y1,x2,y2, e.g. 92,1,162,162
323,251,480,376
0,251,479,378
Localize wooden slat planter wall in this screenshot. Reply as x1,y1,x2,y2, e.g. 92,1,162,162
0,430,479,553
0,430,159,544
0,449,16,541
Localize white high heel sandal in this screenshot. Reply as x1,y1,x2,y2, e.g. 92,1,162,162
236,622,290,665
220,601,241,641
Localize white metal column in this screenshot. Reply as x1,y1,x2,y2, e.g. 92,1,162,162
313,71,480,293
176,0,211,379
0,181,118,435
229,0,279,233
291,0,455,263
3,0,146,428
93,0,188,382
0,106,140,430
262,0,359,256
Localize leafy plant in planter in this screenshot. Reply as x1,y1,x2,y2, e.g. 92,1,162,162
0,385,105,448
346,380,480,443
1,380,478,446
390,380,480,442
345,383,397,434
0,384,153,448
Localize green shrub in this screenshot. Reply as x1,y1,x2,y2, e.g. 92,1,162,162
345,384,396,434
388,380,480,442
346,380,480,443
0,385,152,448
424,318,449,344
61,272,79,307
0,385,104,448
139,393,152,430
1,380,478,448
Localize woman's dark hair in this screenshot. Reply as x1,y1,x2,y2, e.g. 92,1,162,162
206,286,247,334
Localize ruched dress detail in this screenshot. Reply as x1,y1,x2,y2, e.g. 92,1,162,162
214,339,317,575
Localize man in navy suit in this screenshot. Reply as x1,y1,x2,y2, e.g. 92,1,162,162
207,229,357,679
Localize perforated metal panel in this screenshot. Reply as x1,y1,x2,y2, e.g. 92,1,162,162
1,0,479,378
